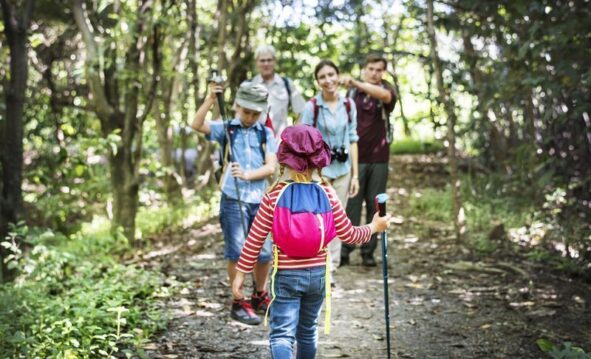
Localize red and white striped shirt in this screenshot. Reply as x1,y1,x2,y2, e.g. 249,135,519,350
236,182,372,273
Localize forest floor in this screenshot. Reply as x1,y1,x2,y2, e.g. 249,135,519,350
140,155,591,359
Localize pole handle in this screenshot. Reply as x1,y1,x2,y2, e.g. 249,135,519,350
374,193,389,217
209,69,226,119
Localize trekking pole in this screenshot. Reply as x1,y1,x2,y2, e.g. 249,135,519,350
210,69,248,239
375,193,391,359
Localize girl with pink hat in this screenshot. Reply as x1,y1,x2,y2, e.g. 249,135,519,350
232,124,390,358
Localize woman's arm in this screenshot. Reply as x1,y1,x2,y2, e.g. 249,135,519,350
298,100,315,125
349,142,359,197
347,100,360,197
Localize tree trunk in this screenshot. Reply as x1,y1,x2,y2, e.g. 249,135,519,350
462,32,502,170
427,0,464,242
524,91,537,146
216,0,228,71
0,0,34,282
387,14,411,136
227,1,255,92
72,0,154,244
154,24,182,202
188,0,215,188
109,137,139,242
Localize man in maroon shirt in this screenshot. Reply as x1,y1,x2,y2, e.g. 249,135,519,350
339,54,397,266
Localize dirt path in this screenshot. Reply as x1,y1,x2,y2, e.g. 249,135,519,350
143,155,591,359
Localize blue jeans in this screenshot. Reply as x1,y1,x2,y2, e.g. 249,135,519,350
269,266,326,359
220,193,272,262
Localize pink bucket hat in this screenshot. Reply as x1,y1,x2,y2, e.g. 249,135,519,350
277,125,332,172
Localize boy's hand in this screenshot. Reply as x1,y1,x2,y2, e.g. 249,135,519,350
208,82,223,100
231,162,249,180
370,212,391,234
232,271,246,300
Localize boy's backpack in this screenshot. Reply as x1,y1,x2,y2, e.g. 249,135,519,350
219,123,267,173
271,181,336,258
310,97,352,128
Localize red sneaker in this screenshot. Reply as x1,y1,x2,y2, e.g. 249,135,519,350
250,291,271,313
231,299,261,325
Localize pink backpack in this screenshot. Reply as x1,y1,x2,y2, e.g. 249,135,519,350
271,182,336,258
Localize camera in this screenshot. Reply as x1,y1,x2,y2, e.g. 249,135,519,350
208,69,225,85
331,146,349,163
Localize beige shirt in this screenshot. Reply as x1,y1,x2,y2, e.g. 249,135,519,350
250,74,306,137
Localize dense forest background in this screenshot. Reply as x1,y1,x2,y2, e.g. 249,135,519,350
1,0,590,357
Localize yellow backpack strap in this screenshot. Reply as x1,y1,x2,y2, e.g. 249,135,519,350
264,244,280,326
216,142,231,191
324,248,331,334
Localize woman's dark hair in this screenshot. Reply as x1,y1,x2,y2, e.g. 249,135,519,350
314,60,340,80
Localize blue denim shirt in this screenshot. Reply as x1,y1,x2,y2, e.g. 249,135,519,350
208,119,277,203
300,94,358,179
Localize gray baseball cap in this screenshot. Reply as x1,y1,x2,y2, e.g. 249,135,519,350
235,82,268,112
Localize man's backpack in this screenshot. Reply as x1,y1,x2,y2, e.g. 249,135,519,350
271,182,336,258
310,97,352,128
281,76,292,110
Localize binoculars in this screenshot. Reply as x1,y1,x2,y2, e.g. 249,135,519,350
208,69,225,85
331,146,349,163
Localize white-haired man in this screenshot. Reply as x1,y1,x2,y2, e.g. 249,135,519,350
248,44,306,137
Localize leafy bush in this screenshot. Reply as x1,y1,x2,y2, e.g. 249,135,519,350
408,188,453,222
537,339,591,359
136,190,219,238
0,223,170,358
406,175,532,253
390,138,445,155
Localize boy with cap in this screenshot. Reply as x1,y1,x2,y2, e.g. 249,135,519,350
191,81,278,325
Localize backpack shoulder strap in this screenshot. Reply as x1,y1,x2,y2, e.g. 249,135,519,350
220,123,240,168
346,87,357,99
311,98,319,127
344,97,352,124
316,182,333,205
256,124,268,159
281,76,291,109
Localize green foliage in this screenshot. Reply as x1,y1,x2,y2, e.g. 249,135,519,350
408,188,453,223
0,223,170,357
537,339,591,359
390,138,445,155
407,175,532,253
136,190,219,238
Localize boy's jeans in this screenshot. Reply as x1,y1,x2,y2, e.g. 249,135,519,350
270,266,326,359
220,193,272,262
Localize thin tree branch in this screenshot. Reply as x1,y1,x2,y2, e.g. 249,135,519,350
71,0,114,120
